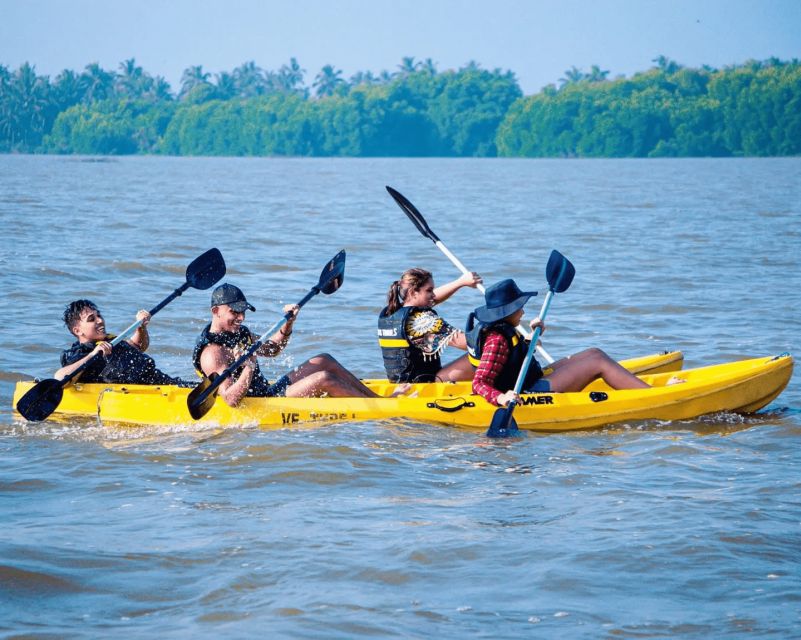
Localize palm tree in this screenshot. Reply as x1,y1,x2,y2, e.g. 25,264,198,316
652,55,682,74
180,65,211,98
0,64,11,89
8,63,50,147
117,57,146,97
350,70,377,86
148,76,173,101
52,69,87,109
587,65,610,82
82,62,116,102
397,57,421,76
0,64,16,147
215,71,237,99
278,57,305,94
313,65,345,97
233,61,267,97
559,66,585,87
420,58,438,75
262,69,283,94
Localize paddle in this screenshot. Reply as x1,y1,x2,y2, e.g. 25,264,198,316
15,248,227,422
486,250,575,438
187,250,347,420
385,185,555,364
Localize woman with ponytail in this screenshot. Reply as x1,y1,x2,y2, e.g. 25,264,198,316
377,269,482,383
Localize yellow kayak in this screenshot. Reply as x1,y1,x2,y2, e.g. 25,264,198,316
361,349,684,385
12,352,792,432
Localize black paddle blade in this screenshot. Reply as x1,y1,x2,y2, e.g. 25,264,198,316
385,186,440,243
486,403,521,438
319,250,346,295
545,250,576,293
186,248,226,290
15,378,65,422
187,373,219,420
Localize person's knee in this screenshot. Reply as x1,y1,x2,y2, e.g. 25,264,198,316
309,352,336,367
585,347,608,360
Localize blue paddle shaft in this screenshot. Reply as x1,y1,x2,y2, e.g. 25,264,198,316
511,289,554,396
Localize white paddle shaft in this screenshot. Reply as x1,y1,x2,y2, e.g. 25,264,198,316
434,239,555,364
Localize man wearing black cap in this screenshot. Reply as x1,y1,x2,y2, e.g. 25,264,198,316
193,283,389,406
466,279,651,407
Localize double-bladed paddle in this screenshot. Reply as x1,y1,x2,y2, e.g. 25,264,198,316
385,185,555,364
15,248,227,422
187,250,347,420
486,249,575,438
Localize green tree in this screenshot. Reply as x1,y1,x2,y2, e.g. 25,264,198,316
652,55,682,74
82,63,116,102
233,61,267,97
1,63,51,149
278,57,306,95
397,57,421,76
180,65,212,99
52,69,87,110
559,66,585,88
313,65,346,97
116,58,152,98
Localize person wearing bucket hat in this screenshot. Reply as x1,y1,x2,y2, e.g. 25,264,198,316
467,278,655,407
473,279,538,324
194,283,393,407
378,268,483,383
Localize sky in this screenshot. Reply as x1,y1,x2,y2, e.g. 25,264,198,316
2,0,800,95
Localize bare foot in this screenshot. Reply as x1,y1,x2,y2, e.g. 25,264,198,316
666,376,686,385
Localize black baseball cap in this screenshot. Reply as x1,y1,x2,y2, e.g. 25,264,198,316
210,283,256,313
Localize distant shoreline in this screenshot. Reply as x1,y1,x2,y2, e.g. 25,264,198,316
2,58,799,158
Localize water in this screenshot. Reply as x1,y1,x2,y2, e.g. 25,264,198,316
1,155,800,638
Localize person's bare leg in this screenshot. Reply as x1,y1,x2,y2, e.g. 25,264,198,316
284,369,376,398
545,348,650,392
285,353,380,397
436,354,474,382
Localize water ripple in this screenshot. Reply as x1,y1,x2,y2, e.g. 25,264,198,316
1,156,799,638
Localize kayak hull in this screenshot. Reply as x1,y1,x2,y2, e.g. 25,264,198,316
12,353,792,433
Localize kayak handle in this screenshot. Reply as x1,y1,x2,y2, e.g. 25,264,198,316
427,398,476,413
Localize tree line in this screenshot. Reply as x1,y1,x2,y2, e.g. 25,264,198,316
1,56,799,157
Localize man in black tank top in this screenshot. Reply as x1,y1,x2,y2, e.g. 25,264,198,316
194,283,403,407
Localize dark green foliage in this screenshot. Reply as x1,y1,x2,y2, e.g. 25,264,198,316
2,58,799,156
498,60,801,157
45,99,176,154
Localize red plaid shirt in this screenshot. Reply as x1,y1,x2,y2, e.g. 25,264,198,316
472,331,511,406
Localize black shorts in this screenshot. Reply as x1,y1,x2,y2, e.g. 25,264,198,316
263,374,291,397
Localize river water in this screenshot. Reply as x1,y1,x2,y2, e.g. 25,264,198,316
1,155,799,638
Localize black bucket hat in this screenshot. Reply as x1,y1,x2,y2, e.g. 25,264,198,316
210,283,256,313
474,279,537,323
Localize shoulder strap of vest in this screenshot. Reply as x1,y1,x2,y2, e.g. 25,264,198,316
193,324,254,376
465,315,519,367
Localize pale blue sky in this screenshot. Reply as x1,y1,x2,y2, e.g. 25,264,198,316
2,0,799,95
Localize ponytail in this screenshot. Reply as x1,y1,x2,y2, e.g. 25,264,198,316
385,280,403,315
384,268,433,316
